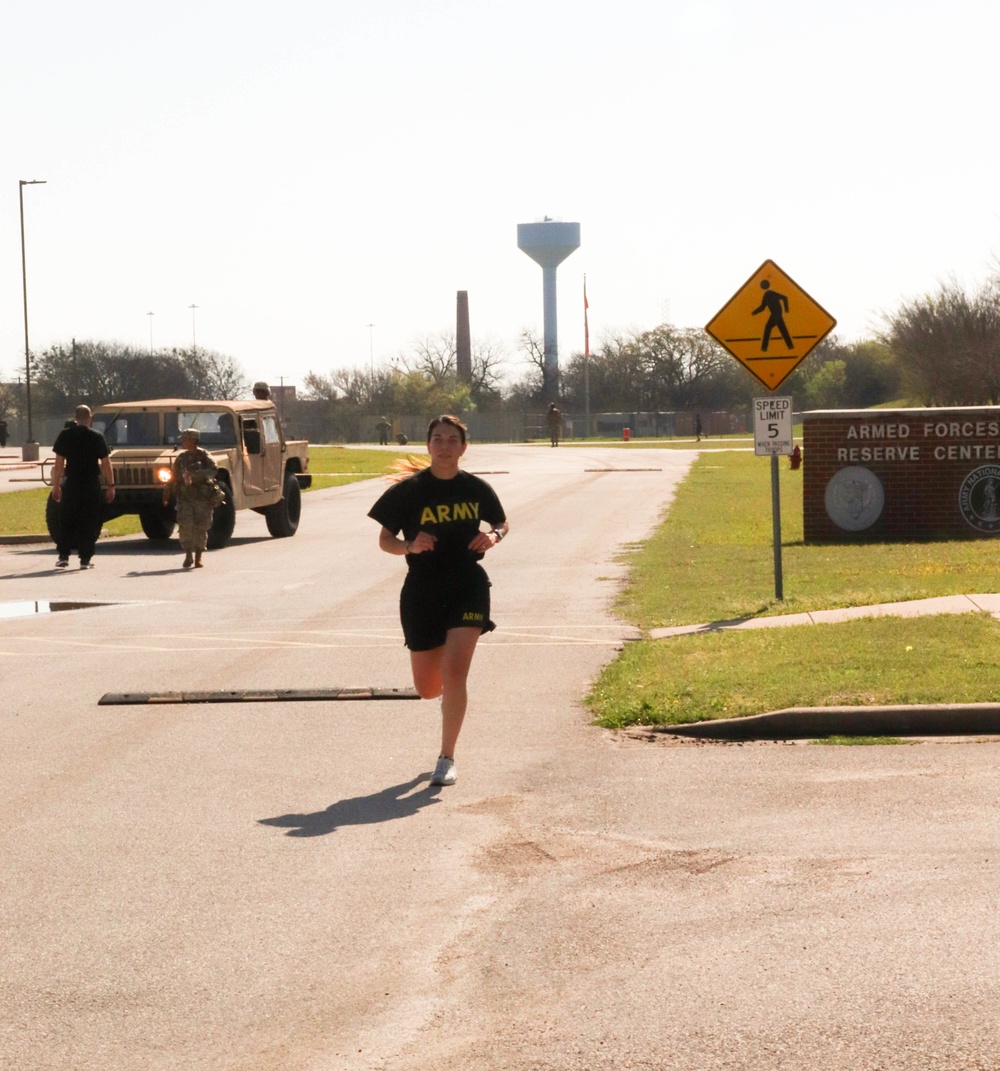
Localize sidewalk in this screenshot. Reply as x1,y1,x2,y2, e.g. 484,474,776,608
648,594,1000,740
649,593,1000,638
0,450,52,497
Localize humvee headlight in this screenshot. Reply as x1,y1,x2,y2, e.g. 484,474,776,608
156,467,172,484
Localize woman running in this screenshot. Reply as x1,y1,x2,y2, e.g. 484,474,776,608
368,415,508,786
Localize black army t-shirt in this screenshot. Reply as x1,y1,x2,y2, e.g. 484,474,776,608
368,468,505,575
52,424,110,484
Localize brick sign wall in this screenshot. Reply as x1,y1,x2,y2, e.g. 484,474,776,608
803,407,1000,542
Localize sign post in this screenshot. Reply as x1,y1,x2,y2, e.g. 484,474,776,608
754,396,793,600
706,261,836,601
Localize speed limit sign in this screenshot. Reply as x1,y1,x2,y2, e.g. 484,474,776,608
754,396,793,456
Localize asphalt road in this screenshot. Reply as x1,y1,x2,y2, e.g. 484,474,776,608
1,443,998,1071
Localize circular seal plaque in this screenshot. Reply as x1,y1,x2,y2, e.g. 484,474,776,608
824,466,885,532
958,465,1000,534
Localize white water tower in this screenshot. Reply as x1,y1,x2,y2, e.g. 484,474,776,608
517,219,580,401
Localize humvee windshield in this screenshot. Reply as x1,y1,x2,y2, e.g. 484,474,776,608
167,412,236,446
94,411,237,448
93,411,160,446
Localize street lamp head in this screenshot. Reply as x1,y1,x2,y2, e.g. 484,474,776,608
19,179,47,187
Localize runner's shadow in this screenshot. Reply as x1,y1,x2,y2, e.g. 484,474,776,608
123,567,194,576
0,568,67,579
258,774,441,837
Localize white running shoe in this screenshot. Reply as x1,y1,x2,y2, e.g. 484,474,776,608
430,755,456,786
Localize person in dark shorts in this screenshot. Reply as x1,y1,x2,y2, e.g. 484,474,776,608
368,415,508,787
50,404,116,569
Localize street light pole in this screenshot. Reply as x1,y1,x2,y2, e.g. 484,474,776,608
19,178,46,458
189,304,198,357
147,311,155,355
367,323,374,398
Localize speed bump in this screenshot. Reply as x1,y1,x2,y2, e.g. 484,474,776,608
99,687,420,705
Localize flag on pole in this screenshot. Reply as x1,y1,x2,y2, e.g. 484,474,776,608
584,275,590,359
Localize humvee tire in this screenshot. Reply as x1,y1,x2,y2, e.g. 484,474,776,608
139,504,177,541
207,476,236,549
264,471,301,538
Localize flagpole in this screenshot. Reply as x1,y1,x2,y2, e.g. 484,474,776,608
584,275,591,439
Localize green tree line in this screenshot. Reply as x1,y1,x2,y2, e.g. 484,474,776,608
6,273,1000,434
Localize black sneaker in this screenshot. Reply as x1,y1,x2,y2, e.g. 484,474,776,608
55,558,69,569
80,560,94,570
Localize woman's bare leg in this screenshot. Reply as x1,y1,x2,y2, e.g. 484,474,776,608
410,649,443,700
410,627,481,758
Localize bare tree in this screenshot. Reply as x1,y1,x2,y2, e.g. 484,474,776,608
469,337,508,407
302,372,341,403
407,333,456,385
505,329,546,404
639,326,731,410
177,347,248,400
327,367,372,407
571,331,646,411
880,279,1000,404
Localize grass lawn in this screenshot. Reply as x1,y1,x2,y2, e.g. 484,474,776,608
619,451,1000,626
306,446,422,489
588,450,1000,729
589,613,1000,729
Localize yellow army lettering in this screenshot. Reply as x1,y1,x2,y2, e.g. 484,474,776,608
462,611,484,622
419,502,480,525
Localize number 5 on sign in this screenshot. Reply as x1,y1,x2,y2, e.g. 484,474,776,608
754,396,793,456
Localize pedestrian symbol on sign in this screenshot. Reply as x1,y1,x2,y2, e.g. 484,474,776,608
705,259,836,391
751,280,793,352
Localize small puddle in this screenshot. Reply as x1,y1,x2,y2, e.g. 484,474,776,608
0,601,114,620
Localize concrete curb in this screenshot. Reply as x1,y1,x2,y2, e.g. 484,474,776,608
655,704,1000,740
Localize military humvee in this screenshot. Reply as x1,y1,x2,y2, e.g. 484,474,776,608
46,398,310,549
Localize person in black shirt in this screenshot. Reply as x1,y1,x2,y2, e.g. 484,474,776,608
50,405,115,569
368,415,508,786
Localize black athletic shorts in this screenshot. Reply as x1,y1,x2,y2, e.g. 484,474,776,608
399,565,494,652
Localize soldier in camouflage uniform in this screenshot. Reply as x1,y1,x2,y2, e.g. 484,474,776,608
163,428,220,569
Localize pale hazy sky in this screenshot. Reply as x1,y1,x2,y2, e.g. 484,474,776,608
4,0,999,392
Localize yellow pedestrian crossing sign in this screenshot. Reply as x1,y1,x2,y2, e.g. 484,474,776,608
705,259,836,391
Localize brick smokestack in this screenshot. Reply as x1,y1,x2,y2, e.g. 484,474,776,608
456,290,471,384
